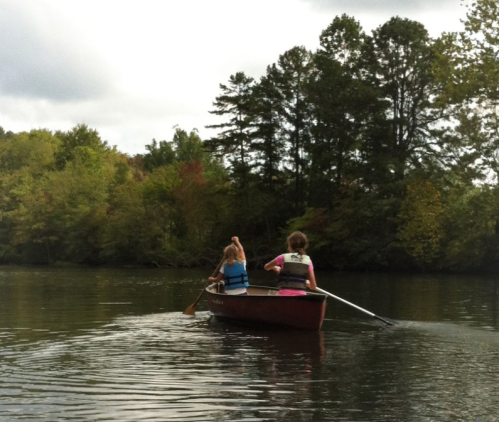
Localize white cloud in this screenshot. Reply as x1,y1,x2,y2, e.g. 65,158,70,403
0,0,468,155
0,1,114,100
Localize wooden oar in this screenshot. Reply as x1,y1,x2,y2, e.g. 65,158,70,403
315,287,395,326
183,257,225,315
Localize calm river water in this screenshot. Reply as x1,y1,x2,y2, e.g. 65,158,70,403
0,267,498,421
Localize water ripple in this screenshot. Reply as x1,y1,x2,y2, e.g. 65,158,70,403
2,269,499,421
2,311,324,421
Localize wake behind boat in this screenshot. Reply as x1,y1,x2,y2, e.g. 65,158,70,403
205,284,327,330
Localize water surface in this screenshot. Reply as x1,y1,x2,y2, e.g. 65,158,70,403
0,267,498,421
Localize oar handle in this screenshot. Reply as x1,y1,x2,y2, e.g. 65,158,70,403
211,257,225,278
183,256,225,315
195,257,225,305
315,287,394,326
315,287,375,316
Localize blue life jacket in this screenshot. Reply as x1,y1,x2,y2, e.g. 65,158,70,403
223,261,249,290
277,253,311,290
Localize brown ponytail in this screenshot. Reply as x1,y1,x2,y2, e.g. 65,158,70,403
287,231,308,256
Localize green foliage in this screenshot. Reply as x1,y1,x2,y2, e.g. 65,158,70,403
3,145,117,264
173,127,206,163
365,17,442,186
286,208,331,254
0,130,59,174
273,46,314,214
142,139,175,172
397,181,444,266
308,15,376,209
0,123,229,266
327,190,402,270
440,185,499,271
54,124,110,170
101,178,156,265
0,126,14,140
205,72,256,194
105,129,229,266
251,66,286,191
4,4,499,273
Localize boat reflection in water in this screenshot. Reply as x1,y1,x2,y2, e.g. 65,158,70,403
208,315,326,365
205,284,327,331
207,315,326,421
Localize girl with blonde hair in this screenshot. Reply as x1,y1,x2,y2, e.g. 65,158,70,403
208,236,249,295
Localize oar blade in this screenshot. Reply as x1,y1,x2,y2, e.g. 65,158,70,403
183,304,197,315
374,315,396,326
183,256,224,317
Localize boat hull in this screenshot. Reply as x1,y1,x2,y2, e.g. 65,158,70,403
205,285,327,331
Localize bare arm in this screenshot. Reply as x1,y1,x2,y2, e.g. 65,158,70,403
307,269,317,290
264,259,281,274
264,259,276,271
231,236,245,261
208,272,224,283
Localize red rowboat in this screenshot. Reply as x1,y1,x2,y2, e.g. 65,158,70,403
205,284,327,331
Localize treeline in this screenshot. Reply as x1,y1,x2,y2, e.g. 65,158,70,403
0,125,232,267
2,1,499,272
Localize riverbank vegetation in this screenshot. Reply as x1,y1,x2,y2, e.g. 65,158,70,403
2,0,499,272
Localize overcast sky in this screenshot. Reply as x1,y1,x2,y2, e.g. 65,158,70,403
0,0,468,155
